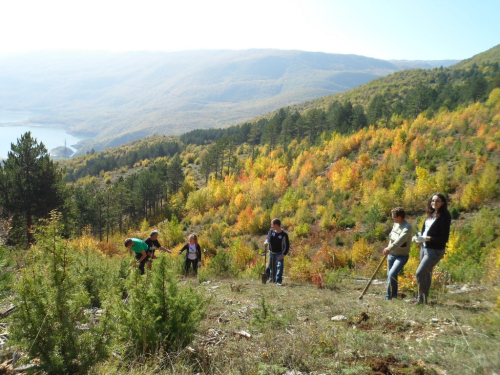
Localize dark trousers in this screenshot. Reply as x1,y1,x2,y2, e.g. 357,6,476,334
185,258,198,276
135,252,149,275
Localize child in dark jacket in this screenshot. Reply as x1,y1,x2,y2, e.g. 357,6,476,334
178,234,202,276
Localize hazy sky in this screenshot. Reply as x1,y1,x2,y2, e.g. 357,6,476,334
1,0,498,60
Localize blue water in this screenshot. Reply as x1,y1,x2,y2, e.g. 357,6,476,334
0,125,85,159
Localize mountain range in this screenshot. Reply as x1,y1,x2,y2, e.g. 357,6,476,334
0,49,458,154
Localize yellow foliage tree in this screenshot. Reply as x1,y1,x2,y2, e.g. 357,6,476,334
460,180,481,210
233,193,249,211
415,166,434,199
351,238,373,266
443,230,462,261
434,164,450,195
478,162,499,201
230,239,255,271
289,252,312,282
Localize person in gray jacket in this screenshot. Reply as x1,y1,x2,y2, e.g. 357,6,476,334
382,207,412,300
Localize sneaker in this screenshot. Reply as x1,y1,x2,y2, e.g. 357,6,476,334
275,283,282,286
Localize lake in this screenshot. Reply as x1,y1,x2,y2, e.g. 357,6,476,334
0,125,85,159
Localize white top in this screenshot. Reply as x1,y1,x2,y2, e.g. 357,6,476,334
187,243,198,260
422,217,436,248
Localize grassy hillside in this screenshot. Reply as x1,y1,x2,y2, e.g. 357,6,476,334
94,277,498,374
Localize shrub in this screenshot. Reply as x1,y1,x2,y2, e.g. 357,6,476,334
450,206,460,220
289,251,312,282
242,259,263,279
186,188,212,214
251,296,294,331
230,238,255,271
365,204,384,231
295,200,313,225
206,248,237,277
10,212,113,374
207,223,226,248
280,188,300,215
158,216,185,248
74,247,112,308
184,152,196,163
294,223,310,237
440,209,499,282
0,245,14,300
116,253,206,355
334,234,344,246
351,238,373,266
323,268,345,290
365,223,387,242
319,208,337,231
338,218,356,229
251,207,271,235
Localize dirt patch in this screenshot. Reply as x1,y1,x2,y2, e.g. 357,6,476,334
363,354,436,375
381,319,413,333
347,311,371,329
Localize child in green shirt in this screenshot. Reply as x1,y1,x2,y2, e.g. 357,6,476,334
124,238,149,275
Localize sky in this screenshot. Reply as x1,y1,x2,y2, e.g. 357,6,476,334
0,0,499,61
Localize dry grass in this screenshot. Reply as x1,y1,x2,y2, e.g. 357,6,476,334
90,275,500,375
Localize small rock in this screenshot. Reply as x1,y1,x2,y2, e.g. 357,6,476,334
331,315,347,321
431,318,439,323
235,330,251,339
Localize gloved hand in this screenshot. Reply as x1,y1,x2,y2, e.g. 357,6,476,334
412,235,425,243
417,236,426,243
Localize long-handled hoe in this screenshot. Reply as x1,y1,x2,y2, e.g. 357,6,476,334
358,254,387,300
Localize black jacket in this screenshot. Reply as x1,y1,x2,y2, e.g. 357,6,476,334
266,229,290,255
420,210,452,250
179,243,202,261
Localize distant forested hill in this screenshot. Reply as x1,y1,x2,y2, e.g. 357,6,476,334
453,43,500,68
1,49,412,153
389,59,459,70
283,44,500,115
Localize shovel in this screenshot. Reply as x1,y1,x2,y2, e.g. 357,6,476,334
261,245,268,284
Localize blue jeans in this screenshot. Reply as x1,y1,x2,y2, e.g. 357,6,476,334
416,247,445,303
386,254,409,300
266,253,284,284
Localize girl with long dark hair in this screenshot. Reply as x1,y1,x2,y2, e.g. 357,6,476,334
413,193,452,304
